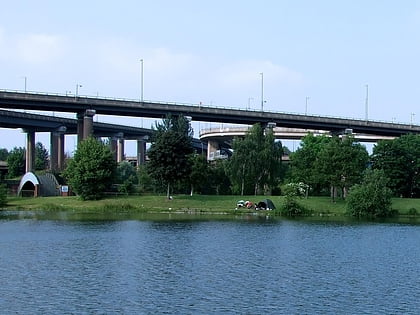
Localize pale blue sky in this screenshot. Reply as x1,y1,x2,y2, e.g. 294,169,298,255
0,0,419,154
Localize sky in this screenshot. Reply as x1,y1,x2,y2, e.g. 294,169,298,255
0,0,419,155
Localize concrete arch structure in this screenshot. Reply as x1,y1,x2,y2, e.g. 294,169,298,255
18,172,60,197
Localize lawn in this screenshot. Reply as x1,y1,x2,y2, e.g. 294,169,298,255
3,194,419,216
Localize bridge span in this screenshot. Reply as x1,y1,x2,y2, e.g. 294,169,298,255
0,90,419,138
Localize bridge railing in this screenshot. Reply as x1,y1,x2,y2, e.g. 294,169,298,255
0,88,417,127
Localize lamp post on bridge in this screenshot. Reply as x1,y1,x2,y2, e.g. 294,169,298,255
140,59,144,102
260,72,264,111
76,84,82,97
305,96,310,115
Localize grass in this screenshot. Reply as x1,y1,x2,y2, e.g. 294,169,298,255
2,194,419,217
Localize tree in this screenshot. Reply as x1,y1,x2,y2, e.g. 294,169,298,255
189,153,209,196
289,133,331,194
347,169,393,217
116,161,138,195
147,115,193,198
35,142,49,171
7,147,25,178
227,124,283,195
315,136,369,201
0,148,8,161
0,183,7,207
371,134,420,198
63,137,116,200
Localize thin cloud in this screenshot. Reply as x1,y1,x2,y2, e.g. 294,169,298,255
17,33,64,64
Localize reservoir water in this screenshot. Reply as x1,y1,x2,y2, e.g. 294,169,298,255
1,211,419,314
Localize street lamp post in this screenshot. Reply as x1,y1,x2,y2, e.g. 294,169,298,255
76,84,82,97
365,84,369,121
140,59,144,101
305,96,310,115
411,113,416,126
247,97,253,110
260,72,264,111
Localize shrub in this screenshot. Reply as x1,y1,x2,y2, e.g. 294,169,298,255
0,183,7,207
347,169,393,217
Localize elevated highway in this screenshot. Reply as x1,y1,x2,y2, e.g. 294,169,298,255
1,90,419,137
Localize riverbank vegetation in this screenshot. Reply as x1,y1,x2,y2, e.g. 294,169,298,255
0,118,418,218
2,194,418,217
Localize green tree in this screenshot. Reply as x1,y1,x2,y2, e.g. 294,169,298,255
189,153,209,196
7,147,25,178
371,134,420,198
315,136,369,201
208,159,231,195
347,169,393,217
35,142,49,171
116,161,138,195
227,124,283,195
63,137,116,200
147,115,193,198
0,148,8,161
289,133,330,194
0,183,7,207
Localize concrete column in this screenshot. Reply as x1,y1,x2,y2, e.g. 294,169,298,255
117,138,125,163
25,130,35,173
50,126,66,172
110,137,118,162
207,139,219,161
137,138,147,166
83,109,96,139
58,133,65,171
50,132,59,171
77,112,84,144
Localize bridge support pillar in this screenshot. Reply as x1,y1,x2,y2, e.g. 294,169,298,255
110,132,123,163
77,110,96,143
117,137,125,163
207,140,219,161
136,137,147,166
25,130,35,173
50,126,66,172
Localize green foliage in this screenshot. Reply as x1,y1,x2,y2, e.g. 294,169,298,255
189,153,209,195
35,142,49,171
315,136,369,201
147,115,193,198
347,169,393,217
116,161,138,195
281,183,309,216
63,137,116,200
0,183,7,207
227,124,283,195
0,148,9,161
289,133,330,194
7,147,25,178
371,134,420,198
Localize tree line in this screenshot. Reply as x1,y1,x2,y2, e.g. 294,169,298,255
0,115,418,216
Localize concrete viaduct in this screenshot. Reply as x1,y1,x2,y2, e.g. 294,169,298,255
0,109,152,172
0,90,418,164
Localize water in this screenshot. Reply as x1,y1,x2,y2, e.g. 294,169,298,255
0,212,419,314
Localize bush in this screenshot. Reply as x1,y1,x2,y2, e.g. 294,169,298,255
63,137,116,200
0,183,7,207
281,182,309,216
347,169,393,217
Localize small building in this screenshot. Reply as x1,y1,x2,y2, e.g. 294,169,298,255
17,172,61,197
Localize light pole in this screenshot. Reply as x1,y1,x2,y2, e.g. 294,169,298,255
305,96,310,115
76,84,82,97
140,59,144,101
365,84,369,121
411,113,416,126
247,97,253,110
260,72,264,111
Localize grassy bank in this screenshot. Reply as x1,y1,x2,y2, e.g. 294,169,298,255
2,194,419,217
